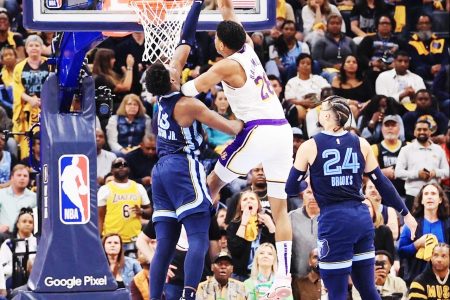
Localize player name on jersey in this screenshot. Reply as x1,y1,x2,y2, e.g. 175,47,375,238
330,175,354,187
248,57,262,81
158,128,177,141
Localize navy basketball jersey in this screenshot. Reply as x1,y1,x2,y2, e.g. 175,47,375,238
309,131,365,207
156,92,203,158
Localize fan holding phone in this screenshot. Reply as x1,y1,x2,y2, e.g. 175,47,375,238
352,250,408,300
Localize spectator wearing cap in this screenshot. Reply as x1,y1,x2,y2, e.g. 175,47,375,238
196,251,246,300
12,34,49,159
352,250,407,300
0,8,25,61
371,115,407,198
395,120,449,210
402,89,449,144
284,53,330,124
357,94,406,145
288,178,319,279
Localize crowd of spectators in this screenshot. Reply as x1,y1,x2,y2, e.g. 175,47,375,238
0,0,448,299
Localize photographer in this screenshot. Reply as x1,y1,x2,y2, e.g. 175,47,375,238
375,51,426,105
352,250,407,300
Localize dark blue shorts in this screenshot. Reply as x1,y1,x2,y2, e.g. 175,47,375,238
317,201,375,273
151,154,212,222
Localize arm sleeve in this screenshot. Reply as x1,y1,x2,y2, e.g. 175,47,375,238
365,167,409,215
285,167,307,196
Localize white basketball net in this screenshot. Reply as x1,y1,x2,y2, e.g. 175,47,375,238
129,0,193,64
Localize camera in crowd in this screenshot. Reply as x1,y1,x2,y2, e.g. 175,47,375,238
95,86,114,118
375,260,385,269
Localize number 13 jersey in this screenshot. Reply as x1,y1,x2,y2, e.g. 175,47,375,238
221,44,285,122
310,131,366,206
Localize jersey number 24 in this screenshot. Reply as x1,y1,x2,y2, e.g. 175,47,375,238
322,148,360,176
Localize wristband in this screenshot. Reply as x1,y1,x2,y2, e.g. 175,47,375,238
181,80,200,97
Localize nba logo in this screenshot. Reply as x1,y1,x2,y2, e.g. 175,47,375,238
59,154,90,224
46,0,62,9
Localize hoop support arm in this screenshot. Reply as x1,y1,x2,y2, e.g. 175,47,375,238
53,32,106,112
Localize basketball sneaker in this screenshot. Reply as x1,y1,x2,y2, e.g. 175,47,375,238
262,274,292,299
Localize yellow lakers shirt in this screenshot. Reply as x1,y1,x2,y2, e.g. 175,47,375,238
102,180,144,243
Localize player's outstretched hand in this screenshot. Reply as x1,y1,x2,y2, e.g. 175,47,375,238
230,119,244,135
404,213,418,240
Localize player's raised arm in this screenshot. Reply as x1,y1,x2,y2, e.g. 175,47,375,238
169,0,204,74
217,0,253,47
176,96,243,135
181,59,237,95
361,137,418,239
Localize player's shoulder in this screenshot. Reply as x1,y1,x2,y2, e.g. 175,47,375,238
300,137,317,149
177,95,203,111
357,136,371,148
211,57,242,73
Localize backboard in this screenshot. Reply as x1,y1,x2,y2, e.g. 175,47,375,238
23,0,275,32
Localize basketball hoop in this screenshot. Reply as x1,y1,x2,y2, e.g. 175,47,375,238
129,0,193,64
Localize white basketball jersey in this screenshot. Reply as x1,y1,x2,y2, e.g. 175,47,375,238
222,45,285,122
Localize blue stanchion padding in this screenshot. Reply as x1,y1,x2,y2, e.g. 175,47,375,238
14,74,129,300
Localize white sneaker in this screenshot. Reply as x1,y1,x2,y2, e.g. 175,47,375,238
262,274,292,299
